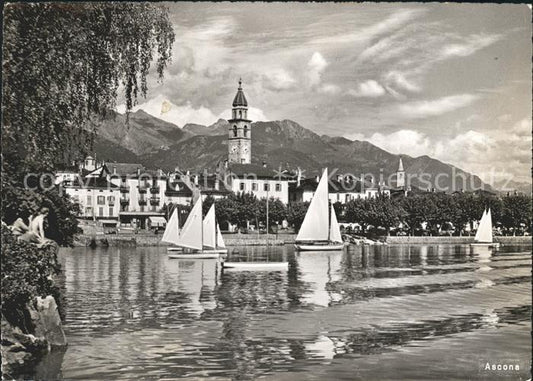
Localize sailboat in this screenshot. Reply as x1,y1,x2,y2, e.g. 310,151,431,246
294,168,345,251
470,208,500,248
168,197,226,259
202,203,228,254
162,207,183,252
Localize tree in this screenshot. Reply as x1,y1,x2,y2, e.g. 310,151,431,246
257,198,287,229
3,3,175,176
287,202,309,231
2,3,175,245
365,195,404,236
501,194,532,235
344,199,369,233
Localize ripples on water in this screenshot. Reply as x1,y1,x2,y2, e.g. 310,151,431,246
30,244,531,380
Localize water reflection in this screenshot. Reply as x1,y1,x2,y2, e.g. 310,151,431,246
33,244,532,380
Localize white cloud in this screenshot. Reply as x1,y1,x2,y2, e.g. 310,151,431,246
116,95,218,127
440,34,501,58
364,129,434,157
217,107,268,122
262,68,296,91
320,83,341,95
384,71,420,93
347,121,532,185
312,9,424,45
307,52,328,87
397,94,479,118
348,80,386,98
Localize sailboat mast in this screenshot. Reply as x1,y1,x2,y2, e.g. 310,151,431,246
328,201,331,242
200,194,203,248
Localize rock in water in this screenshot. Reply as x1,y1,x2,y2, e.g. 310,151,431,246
30,296,67,348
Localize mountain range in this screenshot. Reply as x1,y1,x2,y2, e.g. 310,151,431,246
91,110,530,193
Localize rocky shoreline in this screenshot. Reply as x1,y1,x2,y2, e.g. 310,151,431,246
1,295,67,378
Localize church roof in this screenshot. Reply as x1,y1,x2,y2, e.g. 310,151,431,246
232,79,248,107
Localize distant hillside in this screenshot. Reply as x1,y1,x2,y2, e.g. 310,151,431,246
93,110,192,155
92,111,499,192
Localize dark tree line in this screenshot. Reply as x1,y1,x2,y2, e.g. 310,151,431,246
180,191,531,237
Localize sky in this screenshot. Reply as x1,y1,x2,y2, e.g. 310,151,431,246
120,2,532,186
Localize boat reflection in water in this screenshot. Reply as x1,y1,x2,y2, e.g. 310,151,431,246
37,243,532,380
295,250,343,307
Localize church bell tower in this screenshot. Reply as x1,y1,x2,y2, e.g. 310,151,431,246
228,79,251,164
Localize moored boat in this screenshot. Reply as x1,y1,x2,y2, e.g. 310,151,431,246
161,207,183,252
221,261,289,271
168,196,227,258
470,208,500,249
294,168,345,251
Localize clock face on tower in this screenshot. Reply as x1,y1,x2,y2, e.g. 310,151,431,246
243,147,248,153
231,146,237,153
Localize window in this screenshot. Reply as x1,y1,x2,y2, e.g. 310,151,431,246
87,195,92,204
264,183,270,192
239,182,245,191
107,196,115,205
233,125,237,137
99,207,104,217
244,126,248,137
241,158,245,163
152,205,157,212
252,183,258,191
239,110,242,118
140,205,145,212
85,207,93,216
109,207,113,216
97,196,105,205
275,183,281,192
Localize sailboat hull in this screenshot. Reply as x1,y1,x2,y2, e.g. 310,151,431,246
166,246,184,252
470,242,500,248
168,252,221,259
222,262,289,271
294,243,345,251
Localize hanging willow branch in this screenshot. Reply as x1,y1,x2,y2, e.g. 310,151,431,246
2,3,175,177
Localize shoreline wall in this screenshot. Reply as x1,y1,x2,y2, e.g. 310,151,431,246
384,236,531,245
74,233,298,247
75,233,530,247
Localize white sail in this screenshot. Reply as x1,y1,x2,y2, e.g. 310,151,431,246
296,168,330,242
475,208,493,243
176,197,203,250
202,204,217,249
329,204,343,243
216,223,226,248
161,208,180,245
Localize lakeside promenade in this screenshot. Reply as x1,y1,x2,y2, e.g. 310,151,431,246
74,232,531,247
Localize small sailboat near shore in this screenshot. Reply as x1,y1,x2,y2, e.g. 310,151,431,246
168,197,227,259
294,168,345,251
470,208,500,249
161,207,183,252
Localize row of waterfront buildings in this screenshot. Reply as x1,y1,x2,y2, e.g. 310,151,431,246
54,80,404,228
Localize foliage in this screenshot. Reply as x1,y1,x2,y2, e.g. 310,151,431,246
286,202,309,231
501,194,532,234
2,3,174,247
344,192,531,236
257,198,287,226
1,176,81,246
1,227,63,332
3,2,175,175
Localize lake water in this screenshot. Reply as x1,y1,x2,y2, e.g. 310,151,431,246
34,244,531,380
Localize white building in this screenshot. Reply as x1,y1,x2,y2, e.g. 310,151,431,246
63,177,120,219
290,174,390,204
